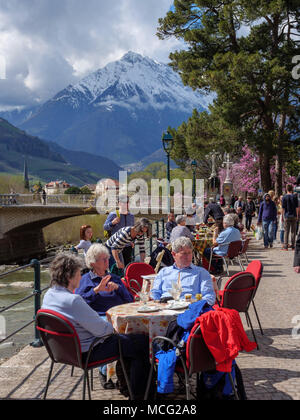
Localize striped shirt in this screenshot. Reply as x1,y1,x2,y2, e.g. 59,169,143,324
105,226,145,254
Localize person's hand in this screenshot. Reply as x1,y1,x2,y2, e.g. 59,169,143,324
94,275,119,293
294,266,300,274
112,217,120,225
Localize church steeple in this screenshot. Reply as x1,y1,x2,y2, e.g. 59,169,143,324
24,157,29,190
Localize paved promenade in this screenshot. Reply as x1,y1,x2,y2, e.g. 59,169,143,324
0,237,300,400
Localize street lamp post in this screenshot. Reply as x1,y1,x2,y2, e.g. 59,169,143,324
191,160,197,203
162,131,174,213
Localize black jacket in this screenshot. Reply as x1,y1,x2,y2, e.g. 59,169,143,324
245,200,256,216
204,203,224,223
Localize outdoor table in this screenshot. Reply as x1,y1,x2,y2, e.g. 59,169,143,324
106,301,187,360
192,236,214,265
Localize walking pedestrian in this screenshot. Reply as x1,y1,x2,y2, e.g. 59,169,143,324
245,196,256,231
257,193,277,249
281,184,299,250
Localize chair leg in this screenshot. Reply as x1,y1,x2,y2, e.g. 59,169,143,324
118,338,133,400
245,311,259,350
228,372,239,400
91,368,94,391
71,366,74,377
144,359,155,400
87,371,92,400
223,257,229,276
252,300,264,335
238,256,244,271
44,360,54,400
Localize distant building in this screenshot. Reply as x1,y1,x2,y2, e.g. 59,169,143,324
45,180,71,195
96,179,120,196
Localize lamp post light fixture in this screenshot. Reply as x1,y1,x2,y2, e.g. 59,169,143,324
191,159,197,202
162,131,174,213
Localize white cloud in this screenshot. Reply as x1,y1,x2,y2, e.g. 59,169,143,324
0,0,182,109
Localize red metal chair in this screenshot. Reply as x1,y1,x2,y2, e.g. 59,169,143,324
245,260,264,335
124,262,155,298
208,240,243,275
218,271,258,348
36,309,132,400
144,324,239,400
239,238,251,268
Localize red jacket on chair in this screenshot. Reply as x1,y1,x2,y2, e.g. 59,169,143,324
196,307,257,372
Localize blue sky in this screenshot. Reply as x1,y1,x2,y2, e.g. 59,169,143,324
0,0,181,110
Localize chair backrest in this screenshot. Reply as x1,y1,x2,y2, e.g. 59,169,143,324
186,323,216,374
220,271,256,312
36,309,82,368
245,260,263,286
245,260,263,298
227,240,243,259
124,262,155,295
240,238,250,254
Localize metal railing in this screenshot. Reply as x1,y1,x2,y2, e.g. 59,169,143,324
0,193,95,207
0,256,55,349
0,219,166,350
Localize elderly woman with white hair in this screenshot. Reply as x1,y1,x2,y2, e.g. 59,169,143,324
169,215,195,243
203,214,241,274
76,243,133,316
75,243,134,389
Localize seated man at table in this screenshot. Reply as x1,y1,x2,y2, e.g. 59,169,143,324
150,237,216,305
203,214,241,274
75,243,133,389
169,215,195,243
42,252,150,400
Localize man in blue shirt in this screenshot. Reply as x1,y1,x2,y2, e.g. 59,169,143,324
203,214,241,273
151,237,216,305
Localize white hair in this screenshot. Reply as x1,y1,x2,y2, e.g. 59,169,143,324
172,237,193,253
176,215,186,224
85,243,109,269
223,214,235,227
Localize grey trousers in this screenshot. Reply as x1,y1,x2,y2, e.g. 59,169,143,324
284,217,297,248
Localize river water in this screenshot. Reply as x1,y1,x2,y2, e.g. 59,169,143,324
0,265,51,362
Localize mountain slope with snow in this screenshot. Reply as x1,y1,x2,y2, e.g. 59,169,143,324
5,52,210,165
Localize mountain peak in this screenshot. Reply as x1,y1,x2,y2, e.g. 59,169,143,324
120,51,144,64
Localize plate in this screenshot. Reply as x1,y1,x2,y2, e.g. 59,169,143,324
137,305,160,313
165,301,190,310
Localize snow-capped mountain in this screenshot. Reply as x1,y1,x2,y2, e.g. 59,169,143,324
60,51,206,111
4,52,210,165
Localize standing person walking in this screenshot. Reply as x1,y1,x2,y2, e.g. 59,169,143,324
103,195,135,267
281,184,299,250
245,196,256,231
257,193,277,249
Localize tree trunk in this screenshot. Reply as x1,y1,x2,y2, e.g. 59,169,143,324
274,152,283,197
259,152,272,193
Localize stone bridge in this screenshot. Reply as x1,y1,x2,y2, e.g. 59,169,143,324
0,194,177,264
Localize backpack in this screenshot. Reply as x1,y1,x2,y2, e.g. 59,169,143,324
103,210,120,239
196,362,247,400
149,244,174,271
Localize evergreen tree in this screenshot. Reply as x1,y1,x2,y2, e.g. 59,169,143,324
157,0,300,194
